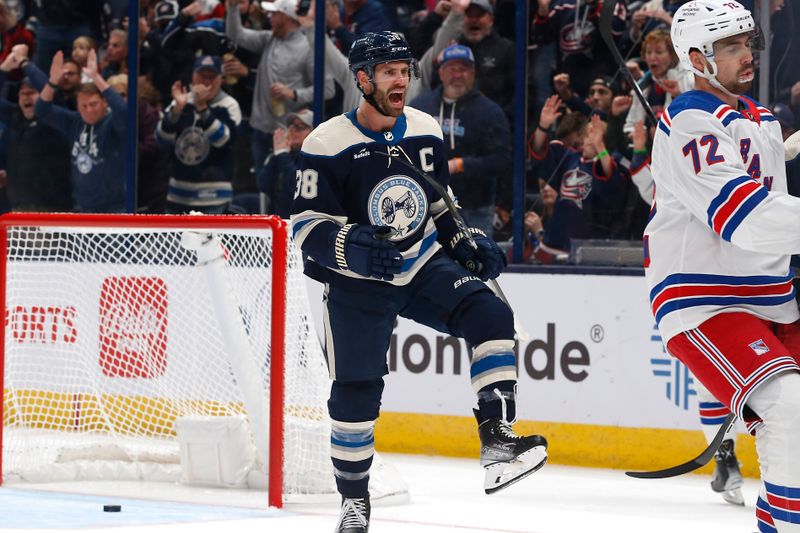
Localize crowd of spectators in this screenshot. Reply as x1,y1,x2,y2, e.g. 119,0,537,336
0,0,796,264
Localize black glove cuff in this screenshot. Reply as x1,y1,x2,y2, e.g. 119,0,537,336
334,223,355,270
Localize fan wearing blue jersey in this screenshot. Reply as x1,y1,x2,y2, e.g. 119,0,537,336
289,31,547,533
646,2,800,531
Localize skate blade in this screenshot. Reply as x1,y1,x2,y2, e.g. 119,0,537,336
721,488,745,506
484,446,547,495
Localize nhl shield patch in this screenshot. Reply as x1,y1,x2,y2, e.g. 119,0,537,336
748,339,770,356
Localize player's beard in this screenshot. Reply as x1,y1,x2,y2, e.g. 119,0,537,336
371,86,405,117
721,67,754,96
723,78,753,96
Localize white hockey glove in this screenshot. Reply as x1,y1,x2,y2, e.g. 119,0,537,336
785,129,800,161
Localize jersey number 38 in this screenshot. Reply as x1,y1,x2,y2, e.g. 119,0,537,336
295,169,319,200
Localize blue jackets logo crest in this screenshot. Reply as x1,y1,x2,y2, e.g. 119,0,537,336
75,151,94,174
175,126,210,166
369,175,427,241
560,167,593,209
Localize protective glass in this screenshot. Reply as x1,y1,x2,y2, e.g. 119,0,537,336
712,26,765,60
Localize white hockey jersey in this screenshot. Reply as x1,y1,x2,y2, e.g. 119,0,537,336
646,90,800,342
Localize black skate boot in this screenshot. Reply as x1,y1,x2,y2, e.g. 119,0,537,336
475,410,548,494
334,495,370,533
710,439,744,506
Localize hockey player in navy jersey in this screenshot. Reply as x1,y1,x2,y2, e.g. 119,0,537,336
647,1,800,531
290,31,547,533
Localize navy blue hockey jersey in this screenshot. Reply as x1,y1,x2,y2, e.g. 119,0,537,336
531,140,630,250
290,107,453,286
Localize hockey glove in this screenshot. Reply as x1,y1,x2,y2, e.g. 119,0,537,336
450,228,507,282
786,129,800,161
333,224,403,281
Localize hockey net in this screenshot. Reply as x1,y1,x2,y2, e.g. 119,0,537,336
0,213,406,507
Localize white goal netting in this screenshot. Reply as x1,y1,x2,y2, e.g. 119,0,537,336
0,216,405,505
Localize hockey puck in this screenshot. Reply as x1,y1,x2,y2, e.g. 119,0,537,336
103,505,122,512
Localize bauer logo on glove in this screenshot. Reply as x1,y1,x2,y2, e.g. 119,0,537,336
333,224,403,281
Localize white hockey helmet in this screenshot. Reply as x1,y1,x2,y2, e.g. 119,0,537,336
671,0,763,91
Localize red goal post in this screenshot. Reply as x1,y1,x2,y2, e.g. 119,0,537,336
0,213,292,508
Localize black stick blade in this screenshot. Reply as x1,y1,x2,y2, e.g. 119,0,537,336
625,413,735,479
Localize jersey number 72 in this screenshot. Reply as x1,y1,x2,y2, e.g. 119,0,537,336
682,135,725,174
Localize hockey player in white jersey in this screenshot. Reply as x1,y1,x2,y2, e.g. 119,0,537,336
647,1,800,530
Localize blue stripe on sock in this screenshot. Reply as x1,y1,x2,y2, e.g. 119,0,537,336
470,353,515,378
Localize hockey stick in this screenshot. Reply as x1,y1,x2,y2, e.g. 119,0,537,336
598,0,658,126
625,412,736,479
374,149,530,342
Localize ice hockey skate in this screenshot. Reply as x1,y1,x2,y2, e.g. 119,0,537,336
476,411,548,494
710,439,744,506
334,496,370,532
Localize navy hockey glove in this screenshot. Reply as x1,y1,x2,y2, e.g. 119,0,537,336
450,228,506,281
333,224,403,281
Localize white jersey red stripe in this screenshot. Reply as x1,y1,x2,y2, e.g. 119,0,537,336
707,177,767,237
645,90,800,342
714,104,738,121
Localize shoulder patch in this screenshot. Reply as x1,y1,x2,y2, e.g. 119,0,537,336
403,106,444,141
300,115,370,157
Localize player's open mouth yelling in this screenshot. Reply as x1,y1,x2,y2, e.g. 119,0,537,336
388,90,404,106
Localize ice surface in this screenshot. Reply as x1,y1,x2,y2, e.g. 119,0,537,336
0,453,759,533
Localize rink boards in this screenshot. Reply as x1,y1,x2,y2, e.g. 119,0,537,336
306,270,759,478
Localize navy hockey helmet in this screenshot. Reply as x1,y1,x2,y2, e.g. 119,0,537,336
348,31,419,83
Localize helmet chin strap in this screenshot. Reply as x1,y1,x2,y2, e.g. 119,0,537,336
692,59,739,98
708,76,739,99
